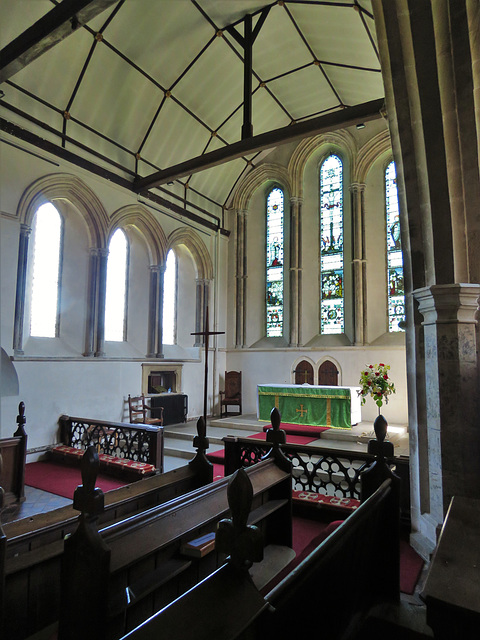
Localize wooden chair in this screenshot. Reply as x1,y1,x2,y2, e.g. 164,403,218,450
128,394,163,425
220,371,242,417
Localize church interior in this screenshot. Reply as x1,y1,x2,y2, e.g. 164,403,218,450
1,1,479,638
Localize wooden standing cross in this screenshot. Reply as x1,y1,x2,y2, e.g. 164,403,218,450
191,306,225,425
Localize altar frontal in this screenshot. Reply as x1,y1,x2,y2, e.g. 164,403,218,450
257,384,361,430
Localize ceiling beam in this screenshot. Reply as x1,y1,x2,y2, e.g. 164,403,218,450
0,0,119,83
134,98,385,193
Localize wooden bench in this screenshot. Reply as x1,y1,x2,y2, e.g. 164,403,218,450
118,423,401,640
0,402,27,508
49,413,165,480
56,443,292,640
1,416,214,640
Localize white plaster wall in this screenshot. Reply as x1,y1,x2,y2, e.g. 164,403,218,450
0,137,220,443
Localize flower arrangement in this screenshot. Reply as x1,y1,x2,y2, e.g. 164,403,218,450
358,363,395,408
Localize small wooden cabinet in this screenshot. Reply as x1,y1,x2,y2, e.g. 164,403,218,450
150,393,188,426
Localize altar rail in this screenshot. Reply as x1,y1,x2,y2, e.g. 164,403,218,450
223,435,410,524
58,414,163,471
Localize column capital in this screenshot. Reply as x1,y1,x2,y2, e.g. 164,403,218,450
290,196,304,205
349,182,366,193
20,223,32,236
414,283,480,325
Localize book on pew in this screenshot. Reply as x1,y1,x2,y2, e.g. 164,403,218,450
180,531,216,558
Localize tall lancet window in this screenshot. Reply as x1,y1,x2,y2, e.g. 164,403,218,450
266,187,284,337
30,202,62,337
386,161,405,332
162,249,176,345
105,229,128,341
320,154,344,334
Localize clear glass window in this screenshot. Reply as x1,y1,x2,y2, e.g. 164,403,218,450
105,228,128,341
163,249,176,345
30,202,62,338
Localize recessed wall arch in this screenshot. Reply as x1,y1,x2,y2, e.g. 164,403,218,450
288,130,356,199
109,204,168,265
17,173,108,248
231,163,292,212
291,355,315,385
167,227,213,280
356,129,392,183
316,356,342,386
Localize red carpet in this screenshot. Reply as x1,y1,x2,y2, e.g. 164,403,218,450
207,431,317,466
262,423,330,437
399,537,425,595
25,461,128,499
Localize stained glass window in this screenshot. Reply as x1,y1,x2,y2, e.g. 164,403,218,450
30,202,62,337
386,161,405,332
163,249,176,345
320,155,344,334
105,228,128,341
266,187,284,337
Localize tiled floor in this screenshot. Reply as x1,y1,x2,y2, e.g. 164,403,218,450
2,484,71,524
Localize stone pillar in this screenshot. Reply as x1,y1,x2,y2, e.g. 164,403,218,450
13,224,31,356
84,248,99,357
156,265,165,358
350,183,366,345
94,248,108,357
289,196,303,347
235,209,247,348
414,284,480,517
147,265,160,357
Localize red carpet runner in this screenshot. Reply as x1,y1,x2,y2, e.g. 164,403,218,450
25,461,128,499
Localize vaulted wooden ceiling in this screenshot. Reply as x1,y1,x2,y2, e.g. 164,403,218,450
0,0,384,230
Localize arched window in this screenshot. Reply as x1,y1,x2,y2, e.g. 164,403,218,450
266,187,284,337
163,249,176,345
105,229,128,341
30,202,62,337
385,161,405,332
320,154,344,334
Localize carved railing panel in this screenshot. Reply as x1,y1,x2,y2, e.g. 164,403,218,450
59,416,163,468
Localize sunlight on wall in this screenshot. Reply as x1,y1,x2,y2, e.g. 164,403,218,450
105,229,128,341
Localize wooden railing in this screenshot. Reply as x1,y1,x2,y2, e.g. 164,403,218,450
58,414,163,471
223,411,410,524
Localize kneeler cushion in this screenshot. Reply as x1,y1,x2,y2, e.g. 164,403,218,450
292,490,360,512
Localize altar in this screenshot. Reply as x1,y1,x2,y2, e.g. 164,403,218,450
256,384,361,430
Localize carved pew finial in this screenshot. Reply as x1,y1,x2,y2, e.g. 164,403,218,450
216,468,263,571
261,407,291,473
72,445,105,516
189,416,214,483
14,402,26,437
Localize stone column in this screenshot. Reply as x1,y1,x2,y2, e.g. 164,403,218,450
289,196,303,347
13,224,32,356
156,265,165,358
84,248,99,357
235,209,247,348
414,285,480,519
147,266,160,357
194,278,208,346
350,183,366,345
94,248,108,357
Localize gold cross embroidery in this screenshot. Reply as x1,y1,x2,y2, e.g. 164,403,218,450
296,404,307,418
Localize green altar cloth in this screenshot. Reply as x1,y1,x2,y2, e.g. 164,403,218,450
257,384,352,430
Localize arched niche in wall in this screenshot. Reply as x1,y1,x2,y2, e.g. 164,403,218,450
317,356,342,386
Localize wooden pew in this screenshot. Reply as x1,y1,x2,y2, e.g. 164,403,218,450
0,402,27,508
2,417,214,640
56,440,292,640
119,416,400,640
